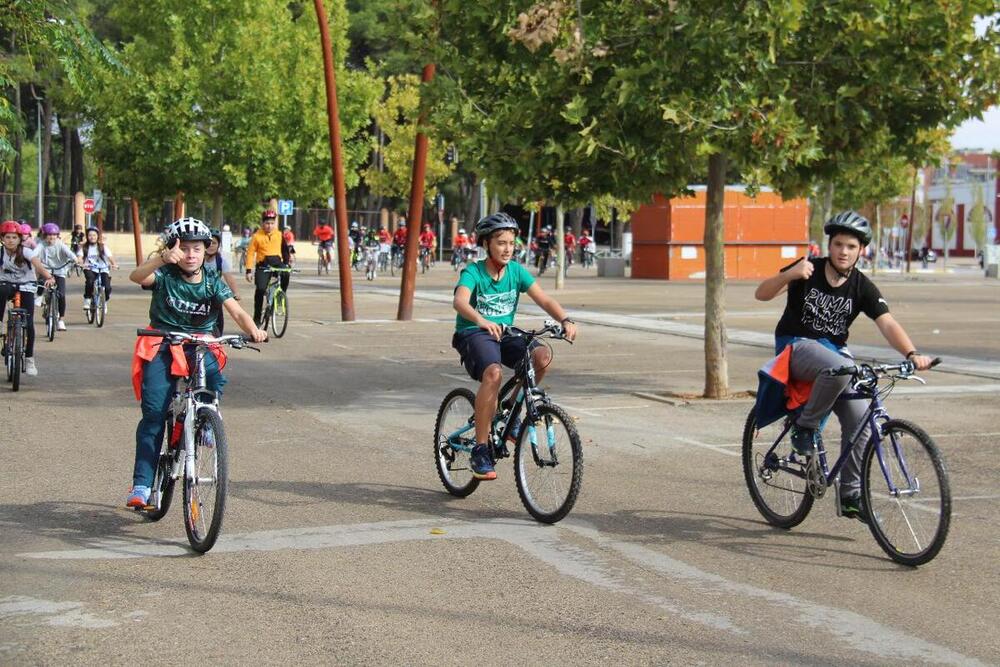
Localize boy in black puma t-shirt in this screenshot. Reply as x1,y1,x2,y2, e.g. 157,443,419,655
755,211,934,520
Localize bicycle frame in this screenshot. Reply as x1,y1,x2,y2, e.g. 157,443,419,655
444,333,555,461
760,388,916,499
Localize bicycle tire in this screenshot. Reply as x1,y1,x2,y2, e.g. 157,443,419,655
741,407,814,529
513,402,583,523
85,298,95,324
10,320,22,391
95,289,105,328
143,428,177,522
271,290,289,338
434,388,480,497
862,419,951,566
183,407,228,553
45,295,56,342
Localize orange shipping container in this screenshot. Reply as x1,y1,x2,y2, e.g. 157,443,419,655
630,187,809,280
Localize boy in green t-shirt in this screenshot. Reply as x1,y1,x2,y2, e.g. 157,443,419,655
125,217,266,508
452,212,578,480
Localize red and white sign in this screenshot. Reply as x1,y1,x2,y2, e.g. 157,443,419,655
83,198,96,215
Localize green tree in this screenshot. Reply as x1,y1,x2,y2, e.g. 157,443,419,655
936,177,956,267
87,0,378,227
968,180,987,254
362,73,453,204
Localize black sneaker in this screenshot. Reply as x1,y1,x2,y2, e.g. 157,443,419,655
840,496,868,523
790,426,819,457
469,444,497,481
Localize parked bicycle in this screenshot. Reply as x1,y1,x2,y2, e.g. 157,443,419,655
434,321,583,523
2,290,28,391
260,266,296,338
133,329,261,553
742,358,950,566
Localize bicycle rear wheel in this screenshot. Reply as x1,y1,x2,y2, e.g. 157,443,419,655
85,297,95,324
514,403,583,523
271,290,288,338
144,428,177,522
94,289,105,328
434,388,480,497
863,419,950,566
10,321,22,391
741,408,814,528
183,407,228,553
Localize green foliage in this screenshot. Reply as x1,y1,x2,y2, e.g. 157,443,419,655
361,73,453,201
86,0,379,223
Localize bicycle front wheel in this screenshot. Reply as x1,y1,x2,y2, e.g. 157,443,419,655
94,290,105,328
10,321,23,391
45,297,56,341
514,403,583,523
183,407,228,553
271,290,289,338
863,419,950,566
434,388,480,497
741,408,814,528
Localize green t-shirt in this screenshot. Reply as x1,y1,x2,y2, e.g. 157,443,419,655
454,259,535,331
147,264,234,333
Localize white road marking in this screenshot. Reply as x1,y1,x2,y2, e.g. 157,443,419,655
379,357,404,364
892,383,1000,395
439,373,473,383
0,596,117,629
563,369,699,376
674,436,741,457
18,518,982,665
930,432,1000,439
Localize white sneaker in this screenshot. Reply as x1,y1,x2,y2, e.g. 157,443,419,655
35,296,44,307
24,357,37,376
57,319,66,331
83,298,91,310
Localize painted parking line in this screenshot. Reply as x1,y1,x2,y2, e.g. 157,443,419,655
18,517,981,666
930,432,1000,439
674,436,741,458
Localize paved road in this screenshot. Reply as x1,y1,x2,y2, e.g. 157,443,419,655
2,264,998,665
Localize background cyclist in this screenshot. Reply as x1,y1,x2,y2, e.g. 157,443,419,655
451,212,578,481
754,211,935,519
1,220,56,376
244,209,292,327
35,223,82,331
79,226,119,314
312,218,335,269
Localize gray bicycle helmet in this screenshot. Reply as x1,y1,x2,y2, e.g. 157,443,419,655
824,211,872,245
475,212,519,242
164,217,213,247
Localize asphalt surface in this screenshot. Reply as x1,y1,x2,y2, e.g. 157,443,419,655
2,260,999,665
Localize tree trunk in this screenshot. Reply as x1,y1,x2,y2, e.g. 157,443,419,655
570,207,583,237
703,152,729,399
818,180,834,255
13,80,23,217
211,190,224,228
555,204,565,289
58,121,72,227
70,127,85,195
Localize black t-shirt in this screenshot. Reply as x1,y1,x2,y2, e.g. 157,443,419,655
536,234,552,250
775,258,889,348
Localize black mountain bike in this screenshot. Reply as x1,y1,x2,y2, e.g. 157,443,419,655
260,267,296,338
434,321,583,523
2,287,29,392
84,270,109,328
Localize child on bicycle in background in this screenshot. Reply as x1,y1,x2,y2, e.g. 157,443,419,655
78,226,119,314
244,210,292,327
126,217,266,508
452,212,578,480
205,229,241,334
1,220,56,376
35,223,83,331
754,211,934,520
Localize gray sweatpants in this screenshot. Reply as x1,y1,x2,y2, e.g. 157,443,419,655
789,339,871,499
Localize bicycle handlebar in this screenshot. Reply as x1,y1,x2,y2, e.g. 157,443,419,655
502,320,573,344
261,267,299,274
136,329,264,349
828,357,942,379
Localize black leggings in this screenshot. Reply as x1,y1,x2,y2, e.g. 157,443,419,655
83,270,111,300
0,283,36,358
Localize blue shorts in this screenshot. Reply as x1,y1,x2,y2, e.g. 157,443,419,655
452,328,537,381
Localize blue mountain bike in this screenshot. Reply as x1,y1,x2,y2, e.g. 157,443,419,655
742,358,950,566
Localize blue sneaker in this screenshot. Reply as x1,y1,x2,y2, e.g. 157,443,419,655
790,426,819,457
126,485,151,509
469,444,497,481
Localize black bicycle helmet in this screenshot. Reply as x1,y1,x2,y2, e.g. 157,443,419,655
824,211,872,246
475,212,519,243
164,217,212,247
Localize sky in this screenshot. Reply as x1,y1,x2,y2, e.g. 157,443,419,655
951,106,1000,152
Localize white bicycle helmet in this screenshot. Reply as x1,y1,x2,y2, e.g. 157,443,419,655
164,217,212,248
